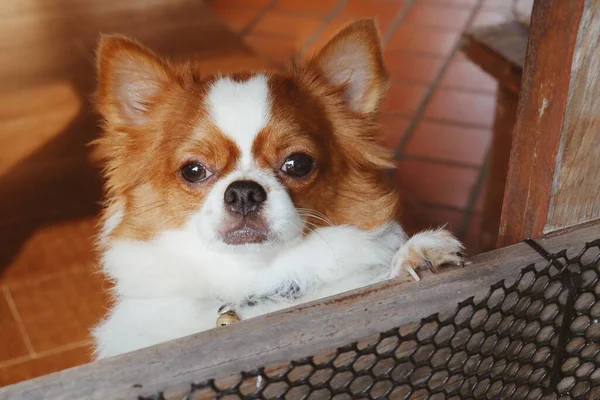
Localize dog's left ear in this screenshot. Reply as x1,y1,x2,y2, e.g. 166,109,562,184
311,19,388,114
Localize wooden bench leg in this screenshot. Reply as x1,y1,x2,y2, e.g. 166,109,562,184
481,86,518,251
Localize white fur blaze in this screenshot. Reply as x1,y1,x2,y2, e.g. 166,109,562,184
205,75,271,170
390,228,465,281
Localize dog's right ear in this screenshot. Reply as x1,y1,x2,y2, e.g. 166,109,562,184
95,35,174,126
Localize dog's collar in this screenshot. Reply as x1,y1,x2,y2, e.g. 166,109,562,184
219,281,302,310
216,281,302,327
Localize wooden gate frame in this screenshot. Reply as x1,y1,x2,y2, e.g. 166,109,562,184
498,0,600,246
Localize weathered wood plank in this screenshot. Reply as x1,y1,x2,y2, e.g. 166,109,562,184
462,22,527,95
1,221,598,400
545,0,600,233
498,0,585,246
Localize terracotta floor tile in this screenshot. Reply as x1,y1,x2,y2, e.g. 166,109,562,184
474,176,488,212
423,88,496,126
470,9,510,28
245,34,299,65
452,51,469,62
440,58,497,92
427,207,464,233
422,0,478,8
0,290,30,363
386,26,459,56
404,120,492,165
274,0,339,16
211,4,259,33
339,0,400,33
404,2,472,30
464,212,483,255
305,15,357,55
380,114,411,150
0,344,92,386
251,11,323,44
395,160,479,209
1,217,97,286
385,81,429,115
9,269,110,353
397,194,438,236
306,5,395,56
215,0,273,7
384,51,444,83
481,0,510,9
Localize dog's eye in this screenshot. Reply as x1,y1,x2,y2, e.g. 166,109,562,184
281,153,314,178
180,162,212,183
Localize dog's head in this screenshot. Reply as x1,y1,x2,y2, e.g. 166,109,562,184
94,20,399,252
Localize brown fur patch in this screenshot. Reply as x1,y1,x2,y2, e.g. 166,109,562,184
94,19,400,242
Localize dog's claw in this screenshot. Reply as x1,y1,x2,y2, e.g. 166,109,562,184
405,265,421,281
424,258,436,273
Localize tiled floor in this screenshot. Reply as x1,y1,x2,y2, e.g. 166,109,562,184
0,218,106,386
0,0,516,388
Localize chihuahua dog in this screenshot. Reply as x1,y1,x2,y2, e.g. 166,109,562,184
92,20,464,359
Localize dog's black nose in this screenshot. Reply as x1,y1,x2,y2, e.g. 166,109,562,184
224,180,267,215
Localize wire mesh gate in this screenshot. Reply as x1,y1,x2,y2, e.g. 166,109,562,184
144,238,600,400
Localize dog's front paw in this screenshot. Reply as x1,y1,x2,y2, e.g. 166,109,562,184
390,228,465,281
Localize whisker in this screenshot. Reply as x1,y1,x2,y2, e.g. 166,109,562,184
298,214,332,227
296,208,334,227
279,220,334,257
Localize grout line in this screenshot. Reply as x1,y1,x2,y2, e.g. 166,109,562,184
418,0,483,10
204,0,264,9
3,263,95,291
0,340,92,370
420,202,468,213
420,115,494,130
383,49,458,60
401,22,475,33
256,8,334,18
456,151,490,241
391,0,487,161
390,76,497,95
300,0,348,52
387,48,458,59
389,77,497,97
382,0,418,44
0,354,32,370
399,154,483,170
384,110,417,119
2,287,36,357
437,85,497,95
245,31,298,40
239,0,281,37
384,48,448,59
35,340,92,360
420,201,467,213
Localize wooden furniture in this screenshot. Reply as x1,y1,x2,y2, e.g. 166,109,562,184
462,22,528,252
465,0,600,250
498,0,600,246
